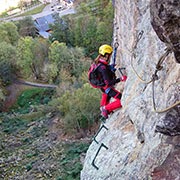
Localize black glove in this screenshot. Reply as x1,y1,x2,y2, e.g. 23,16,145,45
115,78,121,83
110,78,120,86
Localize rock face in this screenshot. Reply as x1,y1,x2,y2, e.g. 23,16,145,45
150,0,180,63
81,0,180,179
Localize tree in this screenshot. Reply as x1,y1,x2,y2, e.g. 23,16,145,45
0,88,5,101
49,17,69,44
16,16,37,37
56,83,101,134
0,42,17,84
96,21,112,46
0,85,5,110
18,0,28,10
45,62,59,83
16,37,35,78
48,41,88,80
50,0,114,57
16,37,49,79
32,38,50,80
73,16,84,47
0,22,19,45
0,42,16,62
82,15,98,55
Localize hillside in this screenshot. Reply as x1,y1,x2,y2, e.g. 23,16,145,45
81,0,180,179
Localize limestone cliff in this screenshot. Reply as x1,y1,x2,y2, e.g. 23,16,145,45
81,0,180,179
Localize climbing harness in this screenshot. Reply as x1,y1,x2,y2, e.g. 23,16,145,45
130,31,180,113
91,143,108,170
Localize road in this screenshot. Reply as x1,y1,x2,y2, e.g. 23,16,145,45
1,1,75,22
31,7,75,20
31,2,76,20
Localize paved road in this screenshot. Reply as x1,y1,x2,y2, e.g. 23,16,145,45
31,1,75,20
32,7,75,20
1,2,75,22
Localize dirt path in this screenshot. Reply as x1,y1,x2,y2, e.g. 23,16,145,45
17,79,58,88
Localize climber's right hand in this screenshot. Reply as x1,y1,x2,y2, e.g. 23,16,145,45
120,75,127,82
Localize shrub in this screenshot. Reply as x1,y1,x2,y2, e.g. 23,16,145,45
12,88,54,114
53,83,100,134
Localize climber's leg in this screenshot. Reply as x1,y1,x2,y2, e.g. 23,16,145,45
105,88,122,112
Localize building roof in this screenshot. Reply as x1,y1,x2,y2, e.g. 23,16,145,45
38,31,51,38
34,14,55,38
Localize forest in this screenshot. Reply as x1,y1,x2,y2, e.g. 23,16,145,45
0,0,114,179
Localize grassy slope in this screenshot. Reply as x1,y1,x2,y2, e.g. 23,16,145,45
0,88,90,179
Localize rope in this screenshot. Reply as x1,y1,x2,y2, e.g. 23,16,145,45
129,31,180,113
151,49,180,113
130,56,153,84
131,48,171,84
130,30,154,84
113,24,180,113
152,79,180,113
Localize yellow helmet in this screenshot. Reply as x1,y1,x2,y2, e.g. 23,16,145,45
99,44,113,56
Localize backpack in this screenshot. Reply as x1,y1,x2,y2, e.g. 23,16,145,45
88,63,105,88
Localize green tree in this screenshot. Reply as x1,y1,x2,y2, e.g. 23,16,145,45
0,22,19,45
16,16,37,37
96,21,112,45
16,37,49,79
102,0,114,26
0,42,17,84
0,42,16,63
50,0,114,57
73,15,84,47
49,16,69,44
0,87,5,110
51,83,100,134
45,62,59,83
32,38,50,80
48,41,88,81
48,41,70,68
16,37,35,78
0,88,5,101
82,15,98,55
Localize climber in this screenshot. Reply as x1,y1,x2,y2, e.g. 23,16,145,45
92,44,127,119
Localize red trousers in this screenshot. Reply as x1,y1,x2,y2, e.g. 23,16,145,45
100,87,122,112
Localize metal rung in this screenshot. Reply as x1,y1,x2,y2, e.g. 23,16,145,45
91,143,108,170
93,124,108,144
